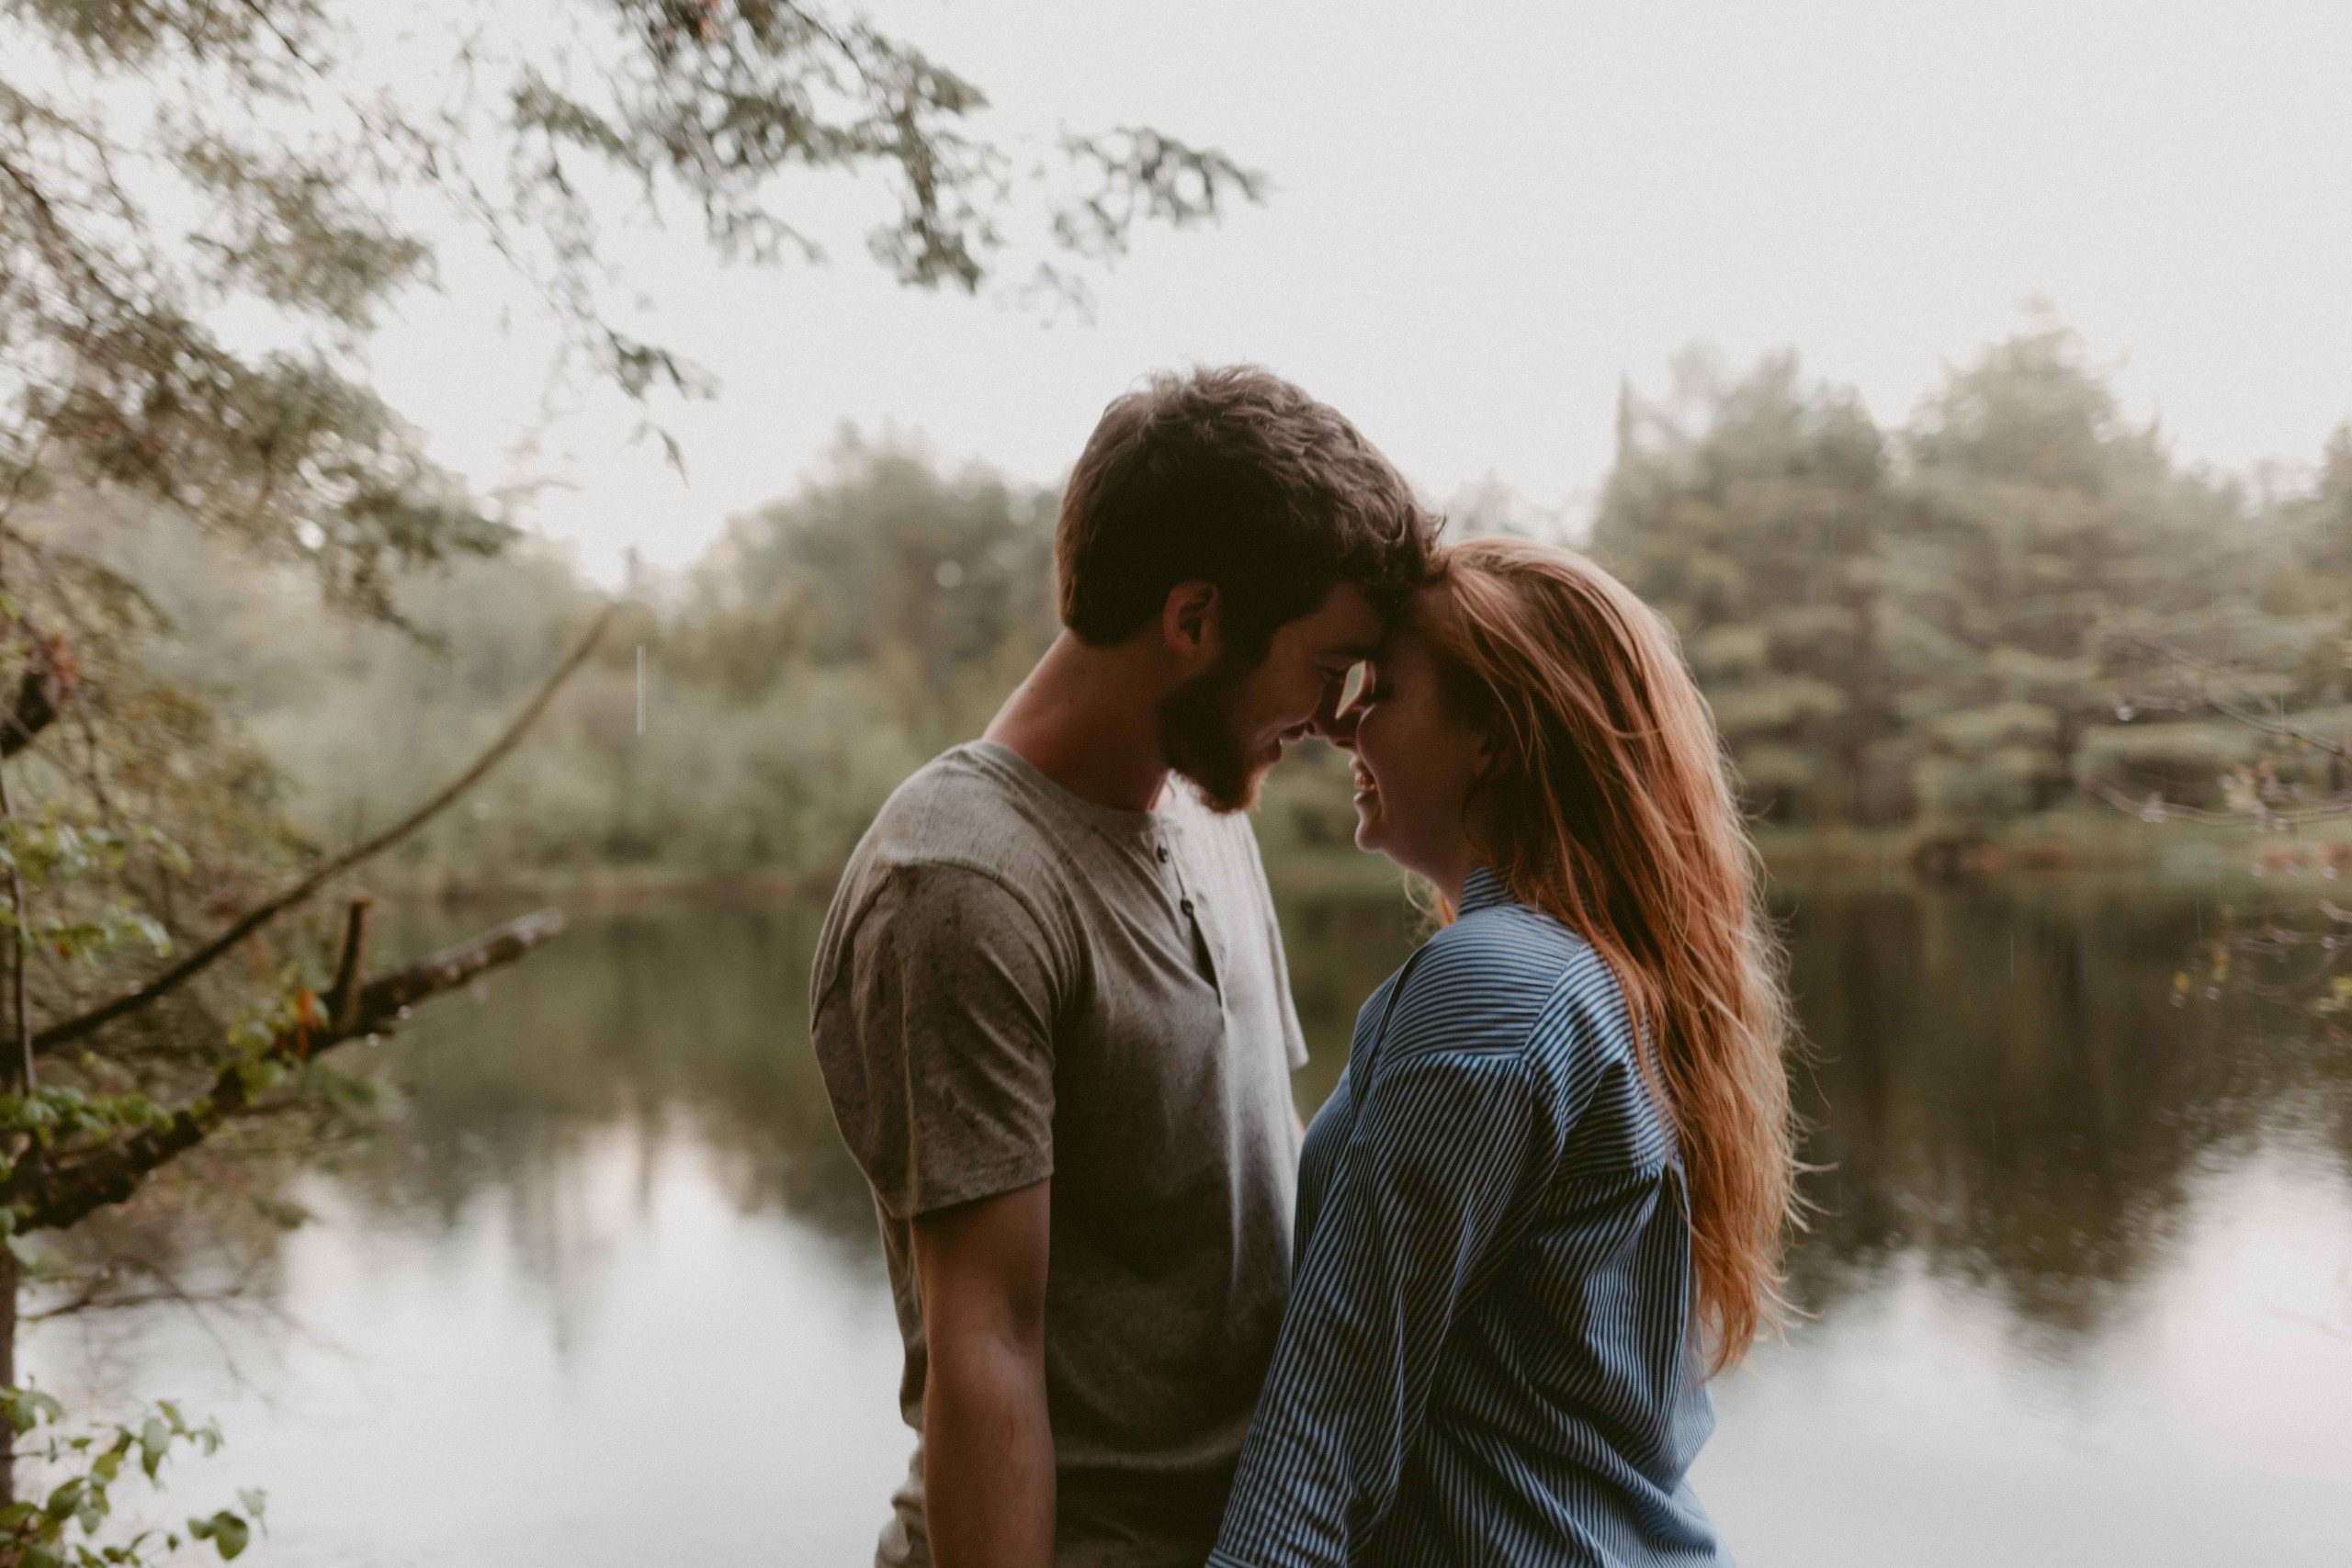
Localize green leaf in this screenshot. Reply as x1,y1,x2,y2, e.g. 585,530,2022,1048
188,1510,251,1560
43,1474,85,1522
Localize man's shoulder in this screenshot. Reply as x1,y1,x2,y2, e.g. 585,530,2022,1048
813,748,1080,1006
846,743,1072,890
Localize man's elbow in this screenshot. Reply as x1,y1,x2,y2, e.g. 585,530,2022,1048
927,1309,1046,1400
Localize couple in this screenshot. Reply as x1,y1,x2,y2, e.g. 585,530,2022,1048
811,367,1796,1568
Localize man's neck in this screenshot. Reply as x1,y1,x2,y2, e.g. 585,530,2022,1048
984,631,1171,814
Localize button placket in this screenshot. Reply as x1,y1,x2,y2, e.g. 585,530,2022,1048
1158,832,1224,999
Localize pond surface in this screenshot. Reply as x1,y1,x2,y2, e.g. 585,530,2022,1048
27,876,2352,1566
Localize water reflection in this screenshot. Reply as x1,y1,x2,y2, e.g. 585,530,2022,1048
35,876,2347,1564
341,890,1432,1279
353,901,877,1261
1779,878,2352,1346
350,876,2352,1362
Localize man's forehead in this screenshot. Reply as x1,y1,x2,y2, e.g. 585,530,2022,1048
1290,581,1385,655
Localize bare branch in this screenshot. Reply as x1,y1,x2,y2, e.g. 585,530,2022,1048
2111,632,2352,761
33,598,615,1055
323,896,372,1029
2091,783,2352,827
0,753,30,1096
6,907,565,1235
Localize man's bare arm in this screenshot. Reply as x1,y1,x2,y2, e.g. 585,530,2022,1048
912,1178,1054,1568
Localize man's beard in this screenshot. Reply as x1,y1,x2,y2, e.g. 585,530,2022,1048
1159,652,1263,814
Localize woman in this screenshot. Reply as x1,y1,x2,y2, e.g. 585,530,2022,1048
1210,537,1796,1567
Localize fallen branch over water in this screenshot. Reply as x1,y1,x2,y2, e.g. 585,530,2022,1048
3,908,564,1235
33,599,614,1057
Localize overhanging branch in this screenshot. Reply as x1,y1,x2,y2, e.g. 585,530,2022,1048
5,907,565,1235
34,597,616,1055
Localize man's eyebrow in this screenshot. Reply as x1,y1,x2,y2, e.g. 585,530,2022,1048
1329,640,1382,662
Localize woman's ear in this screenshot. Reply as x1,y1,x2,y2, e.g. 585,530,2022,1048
1469,726,1500,784
1458,726,1504,846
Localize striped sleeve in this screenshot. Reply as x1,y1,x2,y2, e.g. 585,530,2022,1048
1210,1033,1544,1565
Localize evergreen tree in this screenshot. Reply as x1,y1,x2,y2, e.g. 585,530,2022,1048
1892,323,2290,822
1592,351,1897,823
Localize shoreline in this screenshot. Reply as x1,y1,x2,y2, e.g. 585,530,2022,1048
348,808,2352,908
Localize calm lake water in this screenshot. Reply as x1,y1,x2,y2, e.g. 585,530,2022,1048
26,875,2352,1565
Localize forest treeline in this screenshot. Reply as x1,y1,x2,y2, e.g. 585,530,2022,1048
140,321,2352,888
1600,326,2352,830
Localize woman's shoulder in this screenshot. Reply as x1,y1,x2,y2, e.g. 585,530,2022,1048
1381,897,1617,1064
1429,892,1614,988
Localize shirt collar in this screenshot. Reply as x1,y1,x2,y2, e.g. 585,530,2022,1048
1457,865,1510,913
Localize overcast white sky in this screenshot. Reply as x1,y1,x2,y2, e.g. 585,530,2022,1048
361,0,2352,586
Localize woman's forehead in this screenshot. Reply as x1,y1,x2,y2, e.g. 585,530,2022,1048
1374,616,1437,662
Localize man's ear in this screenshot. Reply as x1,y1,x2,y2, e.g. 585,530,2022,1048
1160,581,1222,670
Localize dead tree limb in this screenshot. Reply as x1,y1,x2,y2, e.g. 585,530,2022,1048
34,598,616,1056
323,896,373,1029
0,757,31,1097
2111,632,2352,760
0,628,76,760
4,908,564,1235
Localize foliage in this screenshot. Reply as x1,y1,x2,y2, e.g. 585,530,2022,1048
0,0,1261,1539
117,323,2346,897
0,1386,262,1565
246,433,1044,881
1591,323,2348,832
1593,349,1894,823
0,0,1259,607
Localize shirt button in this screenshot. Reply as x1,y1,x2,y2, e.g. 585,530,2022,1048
1155,845,1169,863
1181,898,1194,916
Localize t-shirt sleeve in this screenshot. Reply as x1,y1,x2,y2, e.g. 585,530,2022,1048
816,862,1062,1219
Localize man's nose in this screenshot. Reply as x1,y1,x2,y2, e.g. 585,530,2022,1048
1313,688,1362,750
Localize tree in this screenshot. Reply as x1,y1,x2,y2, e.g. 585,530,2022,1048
1592,350,1898,824
2,0,1257,596
1586,326,2345,843
1894,323,2311,827
675,432,1058,737
0,0,1257,1547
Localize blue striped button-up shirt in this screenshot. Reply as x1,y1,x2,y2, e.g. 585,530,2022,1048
1210,868,1730,1567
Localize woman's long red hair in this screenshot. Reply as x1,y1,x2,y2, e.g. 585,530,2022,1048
1417,536,1796,1372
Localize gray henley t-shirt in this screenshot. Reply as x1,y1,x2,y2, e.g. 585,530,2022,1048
810,739,1309,1568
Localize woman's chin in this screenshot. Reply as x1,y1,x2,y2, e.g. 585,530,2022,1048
1351,807,1383,854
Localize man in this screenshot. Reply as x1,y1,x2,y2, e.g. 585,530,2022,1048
810,366,1436,1568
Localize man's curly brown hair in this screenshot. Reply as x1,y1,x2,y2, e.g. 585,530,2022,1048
1057,366,1438,660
